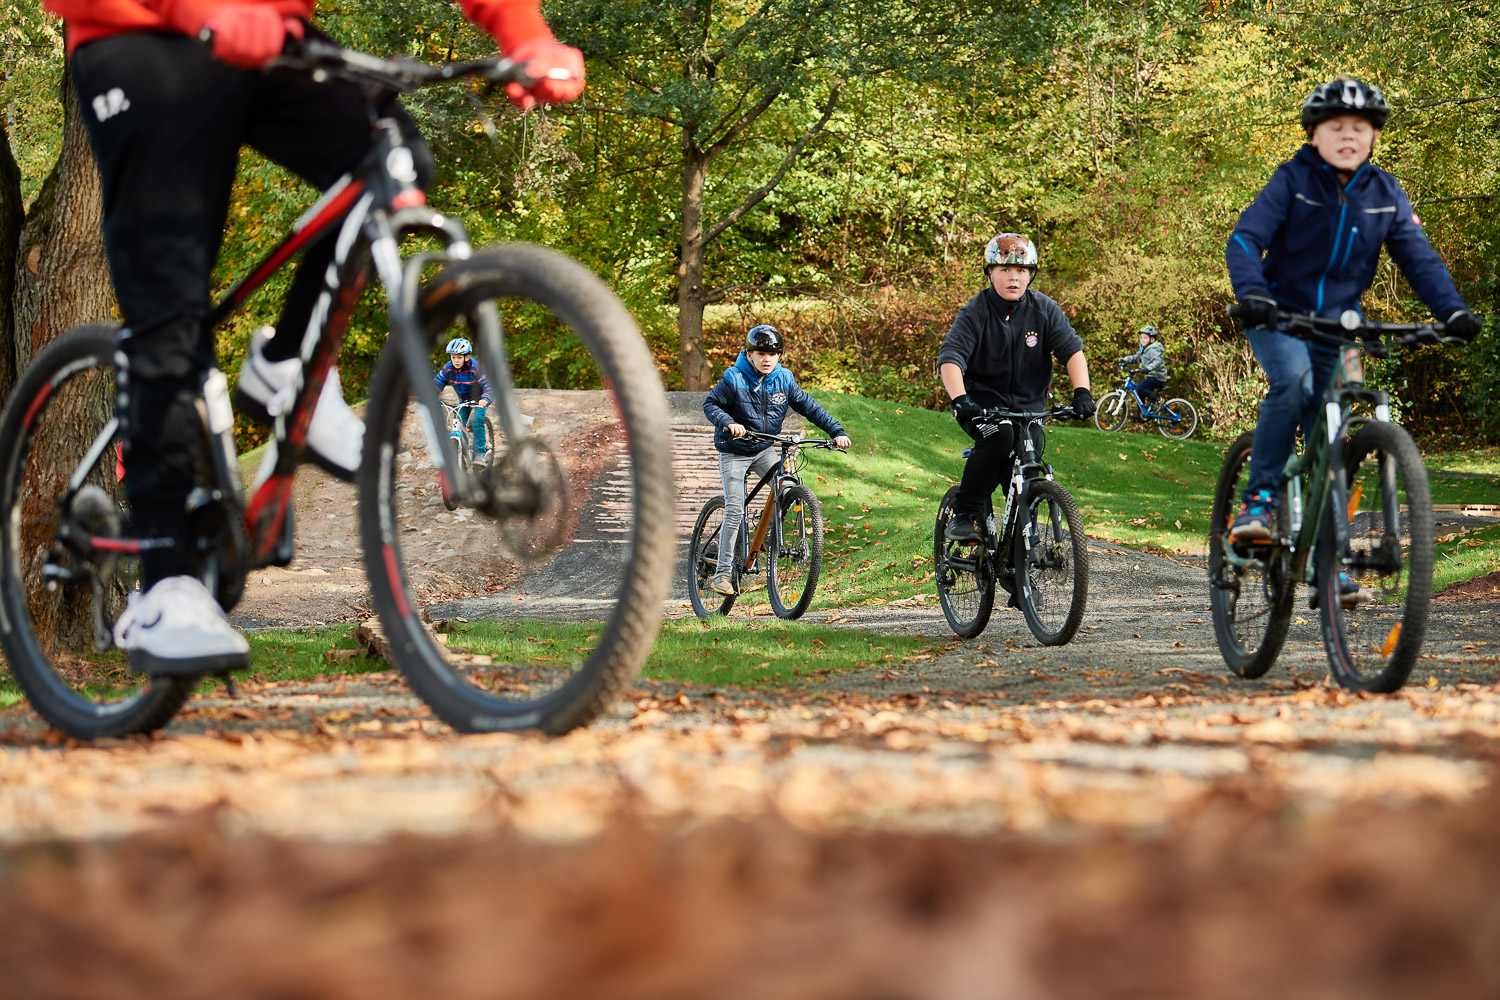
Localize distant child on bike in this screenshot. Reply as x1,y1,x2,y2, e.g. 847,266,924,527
434,338,492,463
939,233,1095,543
703,325,851,596
1227,77,1481,558
1119,325,1167,403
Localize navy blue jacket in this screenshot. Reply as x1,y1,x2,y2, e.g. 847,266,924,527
703,353,846,456
1226,144,1465,319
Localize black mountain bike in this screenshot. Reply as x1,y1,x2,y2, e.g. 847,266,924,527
1209,306,1462,693
0,42,674,739
1093,362,1198,439
934,407,1088,643
687,432,841,620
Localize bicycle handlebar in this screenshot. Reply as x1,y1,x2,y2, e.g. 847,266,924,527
270,39,534,93
1227,304,1465,348
740,430,846,451
974,406,1078,423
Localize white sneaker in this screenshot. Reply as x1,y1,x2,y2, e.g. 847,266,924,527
113,576,250,676
236,326,363,480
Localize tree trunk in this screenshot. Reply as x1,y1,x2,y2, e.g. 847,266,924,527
0,113,21,404
675,142,711,391
11,68,119,654
12,67,114,373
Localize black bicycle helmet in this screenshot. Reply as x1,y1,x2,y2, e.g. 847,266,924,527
1301,77,1390,133
746,324,784,353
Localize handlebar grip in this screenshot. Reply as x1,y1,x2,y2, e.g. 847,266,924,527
1226,303,1242,318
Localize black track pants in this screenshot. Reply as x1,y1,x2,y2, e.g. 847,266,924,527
71,30,430,583
952,418,1045,519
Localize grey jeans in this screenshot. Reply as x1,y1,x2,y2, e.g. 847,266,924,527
716,448,780,574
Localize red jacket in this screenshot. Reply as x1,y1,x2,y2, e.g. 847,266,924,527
47,0,552,57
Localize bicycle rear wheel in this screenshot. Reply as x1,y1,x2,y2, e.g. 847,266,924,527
0,324,193,738
934,486,994,638
1093,390,1128,432
360,244,674,734
1155,398,1198,440
1207,431,1294,678
688,496,735,618
768,484,822,620
1015,479,1088,646
1318,421,1432,693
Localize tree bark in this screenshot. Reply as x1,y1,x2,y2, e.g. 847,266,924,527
12,67,114,376
676,141,711,391
11,68,119,654
0,112,21,404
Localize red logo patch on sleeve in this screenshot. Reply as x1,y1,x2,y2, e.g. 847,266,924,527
1411,211,1423,227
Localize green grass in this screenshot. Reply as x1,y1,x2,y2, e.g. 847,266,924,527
1428,476,1500,506
450,616,932,690
1433,523,1500,596
1425,447,1500,477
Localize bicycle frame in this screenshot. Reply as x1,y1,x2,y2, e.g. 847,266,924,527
736,454,799,573
1221,341,1394,581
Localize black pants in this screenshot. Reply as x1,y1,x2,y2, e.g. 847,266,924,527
72,30,431,583
1138,375,1166,403
953,417,1045,519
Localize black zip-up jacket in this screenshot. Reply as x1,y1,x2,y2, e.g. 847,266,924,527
936,287,1084,411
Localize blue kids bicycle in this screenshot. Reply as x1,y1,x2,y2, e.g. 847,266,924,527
1093,361,1198,439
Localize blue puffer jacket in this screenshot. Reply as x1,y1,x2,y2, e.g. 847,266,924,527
703,353,846,455
1226,144,1465,319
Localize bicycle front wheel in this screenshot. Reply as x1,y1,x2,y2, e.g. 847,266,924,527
1093,390,1128,432
1318,421,1433,693
0,324,193,738
1207,431,1294,678
768,484,822,620
1015,479,1088,646
934,486,994,638
1155,398,1198,440
687,496,735,618
360,244,675,734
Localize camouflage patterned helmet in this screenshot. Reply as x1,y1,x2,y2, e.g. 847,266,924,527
983,233,1039,272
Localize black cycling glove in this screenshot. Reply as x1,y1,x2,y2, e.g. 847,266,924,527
1445,309,1483,343
1071,386,1096,419
951,394,983,422
1236,293,1280,329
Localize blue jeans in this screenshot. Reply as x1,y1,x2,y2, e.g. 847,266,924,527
469,405,488,455
1242,327,1339,503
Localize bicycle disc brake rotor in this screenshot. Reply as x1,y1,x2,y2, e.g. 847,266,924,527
490,437,569,561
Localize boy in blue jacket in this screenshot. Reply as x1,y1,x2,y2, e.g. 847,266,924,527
1226,77,1481,575
703,325,851,595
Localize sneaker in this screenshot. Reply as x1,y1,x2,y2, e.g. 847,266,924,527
236,326,363,481
1229,491,1276,543
1309,573,1373,610
945,515,983,543
710,572,736,596
113,575,250,676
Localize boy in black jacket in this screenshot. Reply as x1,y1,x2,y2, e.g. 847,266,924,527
938,233,1095,542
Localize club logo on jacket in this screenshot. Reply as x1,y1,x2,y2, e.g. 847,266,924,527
91,88,131,123
1025,332,1038,347
771,391,787,404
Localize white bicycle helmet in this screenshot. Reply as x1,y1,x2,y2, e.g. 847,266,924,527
445,337,472,354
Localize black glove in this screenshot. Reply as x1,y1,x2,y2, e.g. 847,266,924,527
1445,309,1483,343
1071,386,1096,419
1236,293,1280,329
951,394,983,422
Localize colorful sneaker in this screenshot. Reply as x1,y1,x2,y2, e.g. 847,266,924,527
711,572,736,596
113,575,250,676
1229,491,1276,543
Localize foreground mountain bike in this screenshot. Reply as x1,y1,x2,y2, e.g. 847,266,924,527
933,407,1088,643
1209,306,1461,693
687,432,841,620
0,42,674,739
1093,362,1198,440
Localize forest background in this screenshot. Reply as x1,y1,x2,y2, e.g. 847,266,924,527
2,0,1496,447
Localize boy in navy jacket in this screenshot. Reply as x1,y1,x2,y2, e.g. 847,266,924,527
1226,77,1480,573
703,325,851,595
